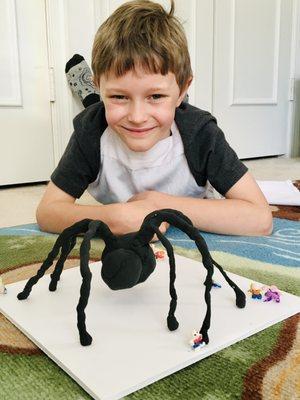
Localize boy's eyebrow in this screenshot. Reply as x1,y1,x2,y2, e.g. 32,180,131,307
105,86,169,93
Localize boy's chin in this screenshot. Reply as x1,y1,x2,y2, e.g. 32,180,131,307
126,141,154,152
121,137,159,153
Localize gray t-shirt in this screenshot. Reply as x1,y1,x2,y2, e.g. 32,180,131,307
51,102,248,200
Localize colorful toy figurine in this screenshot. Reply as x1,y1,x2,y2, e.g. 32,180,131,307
262,285,281,303
155,250,166,260
17,209,246,346
0,276,7,294
150,244,166,260
190,330,206,350
248,283,263,300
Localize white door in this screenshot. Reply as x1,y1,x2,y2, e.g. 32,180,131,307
213,0,293,159
0,0,54,185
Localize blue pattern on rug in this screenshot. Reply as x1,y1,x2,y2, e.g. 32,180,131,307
165,218,300,267
1,218,299,267
0,223,53,237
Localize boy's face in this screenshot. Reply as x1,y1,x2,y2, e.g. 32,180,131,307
99,66,190,152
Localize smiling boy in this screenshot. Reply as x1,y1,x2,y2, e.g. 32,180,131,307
36,0,272,237
100,68,183,153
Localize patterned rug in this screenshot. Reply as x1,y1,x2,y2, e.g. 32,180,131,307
0,198,299,399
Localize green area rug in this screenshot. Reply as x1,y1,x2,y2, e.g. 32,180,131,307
0,203,299,400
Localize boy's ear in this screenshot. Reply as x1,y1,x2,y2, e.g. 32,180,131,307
176,76,193,107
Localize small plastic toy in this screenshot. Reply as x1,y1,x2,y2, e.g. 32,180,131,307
155,250,166,260
150,244,166,260
262,285,281,303
0,276,7,294
190,330,206,350
248,283,262,300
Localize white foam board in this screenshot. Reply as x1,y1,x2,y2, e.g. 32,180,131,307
0,254,299,400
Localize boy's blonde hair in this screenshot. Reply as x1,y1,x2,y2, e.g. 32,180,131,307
92,0,192,94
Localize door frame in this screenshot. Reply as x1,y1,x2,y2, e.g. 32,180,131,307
45,0,73,166
288,0,300,157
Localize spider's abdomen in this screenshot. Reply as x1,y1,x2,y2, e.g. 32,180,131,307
101,249,143,290
101,241,156,290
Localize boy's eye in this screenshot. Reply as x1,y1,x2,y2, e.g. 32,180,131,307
110,95,127,100
150,94,165,100
108,94,166,101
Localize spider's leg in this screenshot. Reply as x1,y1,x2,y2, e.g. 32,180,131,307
211,258,246,308
177,226,214,344
136,209,246,344
185,220,245,308
17,219,92,300
181,227,245,343
49,235,77,292
195,244,214,344
137,209,193,245
76,220,103,346
137,210,214,343
151,226,178,331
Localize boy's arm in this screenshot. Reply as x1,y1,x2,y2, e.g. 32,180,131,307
36,181,166,235
127,172,273,236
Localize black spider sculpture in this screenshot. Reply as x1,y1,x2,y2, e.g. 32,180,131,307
17,209,246,346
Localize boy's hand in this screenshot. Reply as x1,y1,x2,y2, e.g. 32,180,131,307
126,191,171,241
127,190,171,208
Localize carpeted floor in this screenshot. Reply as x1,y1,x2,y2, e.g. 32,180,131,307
0,200,299,399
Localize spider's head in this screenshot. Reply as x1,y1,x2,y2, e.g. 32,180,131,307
101,243,156,290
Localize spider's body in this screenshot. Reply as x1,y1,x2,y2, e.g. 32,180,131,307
101,232,156,290
17,209,246,346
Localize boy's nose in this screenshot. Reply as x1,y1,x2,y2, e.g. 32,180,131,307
127,101,148,124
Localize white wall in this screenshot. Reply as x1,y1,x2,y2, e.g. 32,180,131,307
289,0,300,156
47,0,300,159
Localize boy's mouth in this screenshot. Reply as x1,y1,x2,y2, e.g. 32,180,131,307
123,126,155,132
122,126,156,136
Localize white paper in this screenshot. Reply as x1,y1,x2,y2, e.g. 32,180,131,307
0,255,300,400
257,180,300,206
